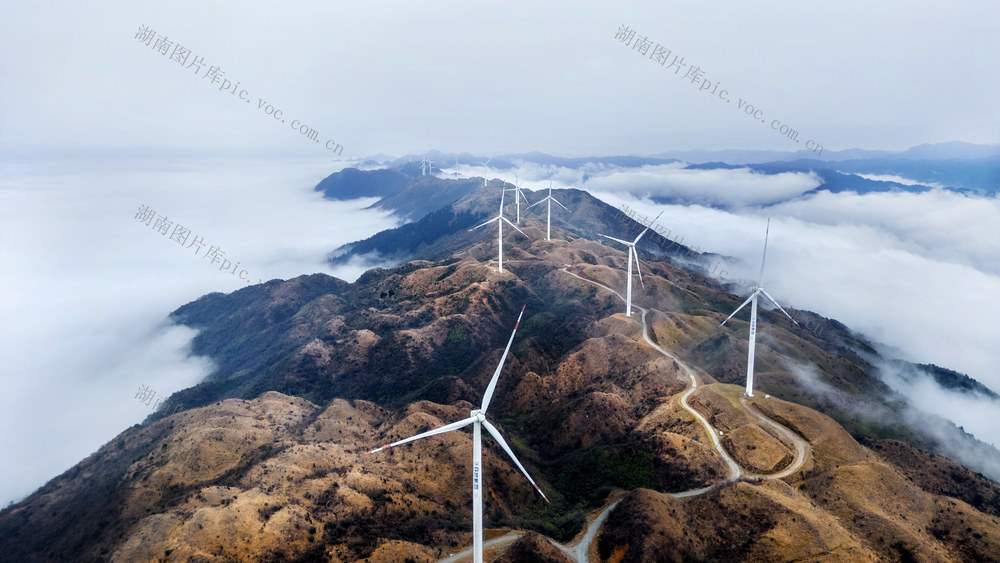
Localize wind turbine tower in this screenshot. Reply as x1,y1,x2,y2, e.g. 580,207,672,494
478,157,494,188
470,188,528,272
367,306,548,563
528,181,569,241
504,174,530,224
599,211,663,317
719,218,799,397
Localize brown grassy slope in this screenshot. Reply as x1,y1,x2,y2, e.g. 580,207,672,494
106,393,559,562
870,439,1000,518
599,394,1000,563
7,235,1000,561
685,384,801,476
495,532,571,563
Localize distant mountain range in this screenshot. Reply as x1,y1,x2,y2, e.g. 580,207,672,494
384,141,1000,167
322,143,998,220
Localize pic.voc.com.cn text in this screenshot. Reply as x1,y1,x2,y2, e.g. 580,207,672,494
614,25,824,156
134,24,344,156
134,204,263,286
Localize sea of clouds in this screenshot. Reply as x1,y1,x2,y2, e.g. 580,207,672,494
0,157,399,506
446,159,1000,451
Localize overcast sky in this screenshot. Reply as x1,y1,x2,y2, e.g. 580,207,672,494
2,2,998,506
2,1,998,158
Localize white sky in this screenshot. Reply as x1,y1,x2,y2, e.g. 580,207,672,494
1,1,998,158
2,1,998,506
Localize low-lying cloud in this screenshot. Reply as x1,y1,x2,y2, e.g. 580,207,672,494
784,359,1000,482
0,156,400,506
580,164,823,207
441,160,1000,438
448,160,823,208
849,172,946,189
876,359,1000,449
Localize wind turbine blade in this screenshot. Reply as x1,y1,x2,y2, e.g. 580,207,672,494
527,197,546,209
758,217,770,284
482,420,549,503
501,217,528,238
365,416,476,454
759,288,799,325
519,189,530,204
480,305,526,413
632,249,645,290
470,216,501,231
499,189,506,212
600,234,632,246
720,293,755,327
551,197,569,211
633,211,664,244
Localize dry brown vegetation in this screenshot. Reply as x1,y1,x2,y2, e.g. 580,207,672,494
3,230,1000,562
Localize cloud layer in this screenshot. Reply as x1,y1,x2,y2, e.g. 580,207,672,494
449,160,1000,451
581,164,823,206
0,157,399,506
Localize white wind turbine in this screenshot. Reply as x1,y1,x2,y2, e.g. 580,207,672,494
478,157,494,188
470,188,527,273
366,306,548,563
599,211,662,317
720,218,798,397
504,174,530,225
528,181,568,241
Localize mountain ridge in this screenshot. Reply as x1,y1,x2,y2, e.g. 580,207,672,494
2,181,999,560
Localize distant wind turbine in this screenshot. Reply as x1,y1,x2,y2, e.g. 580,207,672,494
599,211,662,317
366,306,548,563
720,218,798,397
478,157,494,188
470,188,528,273
504,174,530,224
528,182,569,241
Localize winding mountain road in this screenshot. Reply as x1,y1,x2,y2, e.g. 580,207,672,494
560,267,744,487
435,266,811,562
738,396,810,480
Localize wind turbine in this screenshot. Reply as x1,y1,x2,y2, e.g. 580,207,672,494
719,218,798,397
599,211,662,317
478,157,494,188
504,174,530,224
470,188,527,273
366,306,548,563
528,181,568,241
